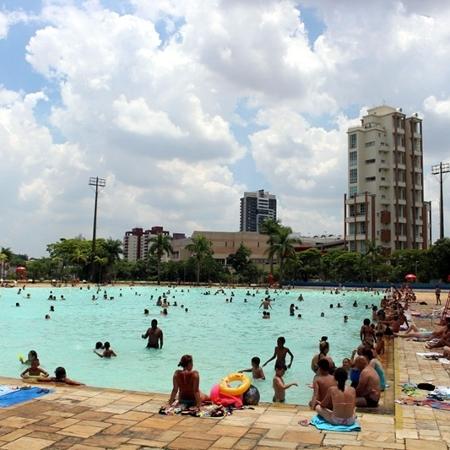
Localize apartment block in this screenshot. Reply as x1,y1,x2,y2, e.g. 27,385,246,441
240,190,277,232
344,105,431,254
123,226,174,261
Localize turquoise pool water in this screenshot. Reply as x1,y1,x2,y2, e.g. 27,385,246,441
0,286,380,405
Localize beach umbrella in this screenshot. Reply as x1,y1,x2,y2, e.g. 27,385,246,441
405,273,416,281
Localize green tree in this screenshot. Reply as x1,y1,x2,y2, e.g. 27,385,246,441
185,235,213,284
149,234,173,284
260,218,282,275
298,248,322,281
429,238,450,281
364,241,384,282
333,251,363,282
227,244,251,273
102,239,123,265
0,249,10,279
94,256,108,282
267,226,298,286
227,244,263,283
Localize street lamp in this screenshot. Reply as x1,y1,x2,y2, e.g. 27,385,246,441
432,162,450,240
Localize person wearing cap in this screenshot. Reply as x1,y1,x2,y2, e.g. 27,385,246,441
167,355,207,409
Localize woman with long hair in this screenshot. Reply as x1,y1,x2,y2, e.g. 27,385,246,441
315,367,356,425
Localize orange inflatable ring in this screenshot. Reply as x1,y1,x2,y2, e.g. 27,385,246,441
219,373,251,396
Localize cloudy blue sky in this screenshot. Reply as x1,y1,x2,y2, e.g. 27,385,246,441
1,0,450,256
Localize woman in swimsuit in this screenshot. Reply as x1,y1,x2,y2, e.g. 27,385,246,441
315,367,356,426
167,355,208,408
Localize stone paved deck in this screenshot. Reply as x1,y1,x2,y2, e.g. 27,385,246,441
1,310,449,448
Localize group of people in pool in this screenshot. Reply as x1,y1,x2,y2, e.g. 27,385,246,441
15,284,408,426
20,350,84,385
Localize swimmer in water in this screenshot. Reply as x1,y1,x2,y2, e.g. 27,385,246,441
21,359,49,379
239,356,265,380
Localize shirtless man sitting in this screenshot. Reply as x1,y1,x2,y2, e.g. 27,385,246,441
167,355,207,409
354,356,380,407
142,319,163,349
309,359,336,409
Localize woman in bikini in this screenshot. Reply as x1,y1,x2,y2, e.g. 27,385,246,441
167,355,208,409
315,367,356,426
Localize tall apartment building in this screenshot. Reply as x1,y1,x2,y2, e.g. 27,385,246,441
344,105,431,254
123,226,172,261
240,190,277,232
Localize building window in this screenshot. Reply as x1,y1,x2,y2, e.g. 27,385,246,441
349,134,357,149
365,141,375,148
349,168,357,184
359,222,366,234
349,241,356,251
348,223,355,234
349,151,357,166
365,176,376,181
359,203,366,215
365,159,376,164
349,186,357,197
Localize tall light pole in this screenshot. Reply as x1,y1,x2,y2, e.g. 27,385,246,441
89,177,106,280
432,162,450,240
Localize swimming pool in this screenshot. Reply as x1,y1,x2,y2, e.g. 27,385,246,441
0,286,381,405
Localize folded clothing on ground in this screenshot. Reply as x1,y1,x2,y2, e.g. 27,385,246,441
159,402,229,417
309,414,361,432
0,386,51,408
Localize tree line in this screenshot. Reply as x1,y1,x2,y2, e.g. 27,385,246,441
1,221,449,284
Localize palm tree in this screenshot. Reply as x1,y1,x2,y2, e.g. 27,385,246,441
0,249,10,280
103,239,123,266
268,226,298,286
149,234,173,285
185,235,213,284
260,218,282,274
94,256,108,283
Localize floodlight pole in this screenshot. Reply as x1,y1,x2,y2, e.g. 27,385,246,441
89,177,106,280
432,162,450,240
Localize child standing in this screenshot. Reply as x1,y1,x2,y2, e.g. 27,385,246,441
239,357,265,380
272,362,298,402
263,337,294,369
360,319,376,347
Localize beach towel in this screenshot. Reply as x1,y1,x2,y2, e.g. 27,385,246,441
0,387,51,407
310,414,361,432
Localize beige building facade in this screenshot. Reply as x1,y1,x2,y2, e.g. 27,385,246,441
344,105,431,254
171,231,345,265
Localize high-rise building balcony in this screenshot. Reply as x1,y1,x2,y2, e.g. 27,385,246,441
380,229,391,242
380,210,391,224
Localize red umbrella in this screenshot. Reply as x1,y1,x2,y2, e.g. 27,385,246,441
405,273,416,281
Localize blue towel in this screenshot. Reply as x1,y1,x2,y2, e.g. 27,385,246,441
310,414,361,432
0,387,51,407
